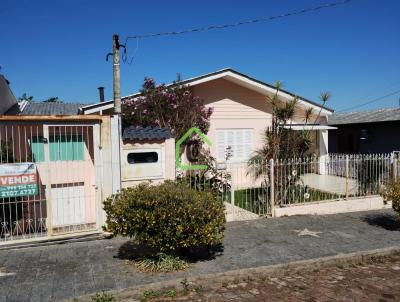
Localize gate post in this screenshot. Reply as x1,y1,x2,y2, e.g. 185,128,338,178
270,158,275,217
230,164,234,206
392,157,398,182
43,125,52,236
345,155,349,200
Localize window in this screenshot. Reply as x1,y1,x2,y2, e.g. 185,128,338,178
30,135,85,162
216,129,253,162
127,152,158,164
49,135,84,161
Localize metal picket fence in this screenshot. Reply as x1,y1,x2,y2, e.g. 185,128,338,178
180,152,398,220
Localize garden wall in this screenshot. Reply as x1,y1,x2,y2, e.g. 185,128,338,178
274,196,392,217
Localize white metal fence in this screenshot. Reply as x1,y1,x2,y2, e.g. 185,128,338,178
0,121,99,244
181,153,399,219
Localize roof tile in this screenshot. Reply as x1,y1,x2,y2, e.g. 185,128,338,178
122,126,172,141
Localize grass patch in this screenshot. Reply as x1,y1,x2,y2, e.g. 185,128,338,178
134,253,189,273
141,289,159,301
224,185,340,214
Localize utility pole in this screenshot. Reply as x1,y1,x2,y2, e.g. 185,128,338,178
110,33,122,194
113,34,121,114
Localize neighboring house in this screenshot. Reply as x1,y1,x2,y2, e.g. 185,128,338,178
82,68,335,166
0,80,120,245
5,100,86,115
328,108,400,154
0,74,17,114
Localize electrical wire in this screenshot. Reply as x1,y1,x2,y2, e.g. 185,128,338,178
124,0,351,41
337,89,400,112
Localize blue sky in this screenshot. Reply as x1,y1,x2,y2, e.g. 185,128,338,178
1,0,399,111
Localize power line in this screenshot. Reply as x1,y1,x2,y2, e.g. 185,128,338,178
337,89,400,112
124,0,351,41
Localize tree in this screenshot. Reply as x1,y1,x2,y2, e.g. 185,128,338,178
18,93,34,102
249,82,329,175
122,77,213,143
247,82,330,206
43,97,61,103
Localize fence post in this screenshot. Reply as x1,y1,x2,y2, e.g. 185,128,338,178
393,157,398,182
345,155,349,200
270,158,275,217
230,164,235,206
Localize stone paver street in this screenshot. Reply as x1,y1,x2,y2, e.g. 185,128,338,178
1,209,400,301
165,254,400,302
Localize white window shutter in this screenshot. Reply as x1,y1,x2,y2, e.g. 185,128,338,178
227,131,235,158
244,130,253,159
216,131,225,160
236,130,243,159
216,129,253,162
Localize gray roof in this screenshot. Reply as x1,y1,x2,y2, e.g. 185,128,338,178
80,68,334,114
6,101,87,115
328,108,400,125
123,126,172,141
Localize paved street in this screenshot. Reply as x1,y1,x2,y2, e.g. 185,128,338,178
1,209,400,301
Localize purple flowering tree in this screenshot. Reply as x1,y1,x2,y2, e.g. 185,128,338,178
122,77,213,145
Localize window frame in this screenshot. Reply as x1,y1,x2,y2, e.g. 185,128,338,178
127,151,159,164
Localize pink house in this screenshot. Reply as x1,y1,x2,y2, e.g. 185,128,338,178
82,68,334,172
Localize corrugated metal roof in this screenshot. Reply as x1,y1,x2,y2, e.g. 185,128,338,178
6,102,88,115
328,108,400,125
123,126,172,141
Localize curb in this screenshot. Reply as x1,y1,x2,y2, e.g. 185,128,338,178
69,245,400,301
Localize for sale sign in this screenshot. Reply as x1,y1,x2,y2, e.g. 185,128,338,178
0,163,38,198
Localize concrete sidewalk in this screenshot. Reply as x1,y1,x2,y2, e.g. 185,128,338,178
1,209,400,302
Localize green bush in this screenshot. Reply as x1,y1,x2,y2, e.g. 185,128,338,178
91,291,115,302
381,181,400,215
103,181,225,253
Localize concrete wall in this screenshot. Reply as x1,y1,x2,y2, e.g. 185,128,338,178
120,138,175,188
274,196,392,217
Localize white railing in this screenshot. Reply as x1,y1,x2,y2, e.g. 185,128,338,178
180,152,399,218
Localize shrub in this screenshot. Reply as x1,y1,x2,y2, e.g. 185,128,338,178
91,292,115,302
381,181,400,215
103,181,225,253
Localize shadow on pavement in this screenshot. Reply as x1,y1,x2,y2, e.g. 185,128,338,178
116,240,224,263
362,213,400,231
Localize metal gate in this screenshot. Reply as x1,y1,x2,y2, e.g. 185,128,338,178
0,120,100,244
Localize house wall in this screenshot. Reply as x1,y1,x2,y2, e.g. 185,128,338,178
329,121,400,153
191,78,327,161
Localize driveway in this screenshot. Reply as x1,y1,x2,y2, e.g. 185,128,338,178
1,209,400,301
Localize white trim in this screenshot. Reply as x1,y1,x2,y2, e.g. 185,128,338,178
82,102,114,115
283,125,337,130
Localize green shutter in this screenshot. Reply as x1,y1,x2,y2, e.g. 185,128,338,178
49,134,84,161
49,135,59,161
31,137,45,162
72,135,84,161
